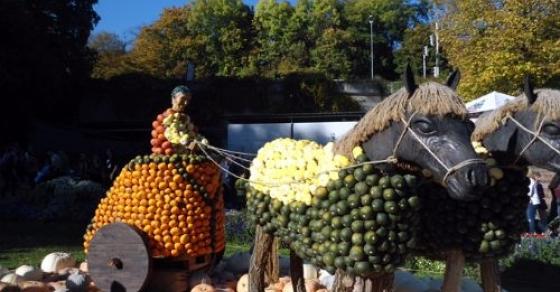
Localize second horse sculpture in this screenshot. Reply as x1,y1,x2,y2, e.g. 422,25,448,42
417,76,560,292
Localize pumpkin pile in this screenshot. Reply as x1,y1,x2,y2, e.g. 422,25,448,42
414,142,529,260
243,139,422,276
84,153,225,258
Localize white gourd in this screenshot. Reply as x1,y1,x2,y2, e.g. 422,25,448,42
15,265,43,281
41,253,76,273
0,273,22,285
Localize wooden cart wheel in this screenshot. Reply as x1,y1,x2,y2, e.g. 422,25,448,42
87,223,152,292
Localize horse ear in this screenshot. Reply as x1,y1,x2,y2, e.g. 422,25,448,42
524,75,537,104
446,69,461,90
403,64,417,96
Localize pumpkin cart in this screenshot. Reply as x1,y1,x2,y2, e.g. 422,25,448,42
83,86,226,291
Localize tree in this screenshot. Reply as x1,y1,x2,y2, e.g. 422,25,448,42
89,31,126,54
130,7,191,78
343,0,430,79
89,32,133,79
130,0,253,79
311,28,353,79
308,0,353,78
187,0,253,77
253,0,295,77
439,0,560,100
0,0,99,132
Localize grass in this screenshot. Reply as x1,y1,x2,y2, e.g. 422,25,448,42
0,221,290,270
0,221,87,269
0,221,259,269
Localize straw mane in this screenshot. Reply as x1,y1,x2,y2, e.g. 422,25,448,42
334,82,468,157
472,89,560,141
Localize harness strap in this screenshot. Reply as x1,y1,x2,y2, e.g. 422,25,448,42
393,112,485,186
506,114,560,165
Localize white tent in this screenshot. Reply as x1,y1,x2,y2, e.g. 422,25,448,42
466,91,516,114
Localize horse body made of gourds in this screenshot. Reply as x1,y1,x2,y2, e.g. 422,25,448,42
244,67,490,292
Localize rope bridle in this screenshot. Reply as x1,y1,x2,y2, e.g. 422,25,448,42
392,112,485,186
505,113,560,165
194,111,485,188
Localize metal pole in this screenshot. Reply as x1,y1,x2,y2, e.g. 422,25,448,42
423,54,426,79
434,22,440,78
369,15,374,80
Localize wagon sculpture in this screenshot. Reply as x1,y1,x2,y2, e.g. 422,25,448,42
416,77,560,292
83,87,226,291
241,67,490,292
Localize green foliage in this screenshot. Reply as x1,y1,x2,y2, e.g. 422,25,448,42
131,0,253,79
394,24,451,76
501,236,560,268
97,0,427,81
89,32,133,79
310,28,353,79
0,0,99,136
344,0,430,79
404,256,480,281
439,0,560,100
253,0,296,77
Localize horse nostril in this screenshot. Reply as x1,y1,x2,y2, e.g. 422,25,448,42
467,168,476,185
466,167,489,187
467,167,488,188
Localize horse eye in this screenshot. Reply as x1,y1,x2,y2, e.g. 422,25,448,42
543,123,560,136
413,120,435,134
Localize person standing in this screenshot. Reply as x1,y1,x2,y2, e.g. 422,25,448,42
527,171,547,233
549,174,560,220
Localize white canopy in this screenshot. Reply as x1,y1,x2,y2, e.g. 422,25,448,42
466,91,516,114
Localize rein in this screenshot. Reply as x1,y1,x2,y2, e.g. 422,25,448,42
505,113,560,165
392,112,485,186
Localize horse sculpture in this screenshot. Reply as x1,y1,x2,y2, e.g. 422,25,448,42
417,77,560,292
244,66,489,292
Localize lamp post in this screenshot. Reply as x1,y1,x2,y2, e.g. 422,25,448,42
422,46,428,78
369,15,374,80
433,22,440,78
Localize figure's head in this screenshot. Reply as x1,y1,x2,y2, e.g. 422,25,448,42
171,85,192,112
335,66,489,200
474,76,560,173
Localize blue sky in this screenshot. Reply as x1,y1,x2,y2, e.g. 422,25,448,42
93,0,261,39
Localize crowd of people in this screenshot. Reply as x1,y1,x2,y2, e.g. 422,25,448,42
0,143,119,196
526,170,560,235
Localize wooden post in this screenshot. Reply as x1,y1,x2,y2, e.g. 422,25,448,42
290,250,306,292
265,237,280,284
333,270,354,292
369,273,394,292
442,249,465,292
249,225,275,292
480,258,501,292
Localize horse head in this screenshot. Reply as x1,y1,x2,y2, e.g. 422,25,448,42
475,76,560,173
335,66,488,201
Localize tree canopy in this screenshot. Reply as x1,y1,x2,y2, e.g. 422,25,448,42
124,0,428,80
0,0,99,138
438,0,560,99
